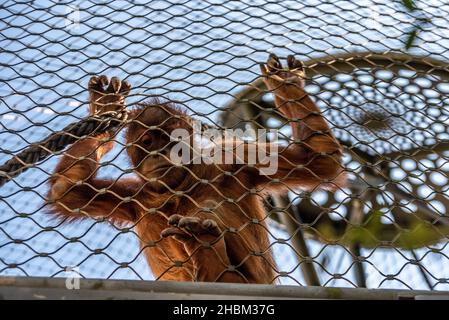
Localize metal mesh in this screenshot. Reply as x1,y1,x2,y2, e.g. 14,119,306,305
1,0,449,291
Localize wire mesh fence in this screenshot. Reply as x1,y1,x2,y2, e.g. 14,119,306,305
1,0,449,292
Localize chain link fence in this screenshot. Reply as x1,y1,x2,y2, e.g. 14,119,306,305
1,0,449,292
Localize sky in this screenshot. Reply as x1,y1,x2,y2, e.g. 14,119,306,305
1,0,449,290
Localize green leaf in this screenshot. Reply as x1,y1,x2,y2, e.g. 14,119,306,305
401,0,416,11
405,29,418,50
394,221,444,250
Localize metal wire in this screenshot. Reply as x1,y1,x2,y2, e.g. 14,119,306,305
1,0,449,292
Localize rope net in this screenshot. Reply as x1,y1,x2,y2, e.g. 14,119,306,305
1,0,449,290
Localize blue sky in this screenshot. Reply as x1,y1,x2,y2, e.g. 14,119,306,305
1,0,449,289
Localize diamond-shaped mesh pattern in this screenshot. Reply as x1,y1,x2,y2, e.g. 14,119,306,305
1,0,449,290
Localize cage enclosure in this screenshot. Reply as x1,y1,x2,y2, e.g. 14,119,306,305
1,0,449,298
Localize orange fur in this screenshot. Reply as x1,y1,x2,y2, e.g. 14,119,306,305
47,55,345,283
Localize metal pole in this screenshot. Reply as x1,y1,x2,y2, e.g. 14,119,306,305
273,196,321,286
1,276,448,300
